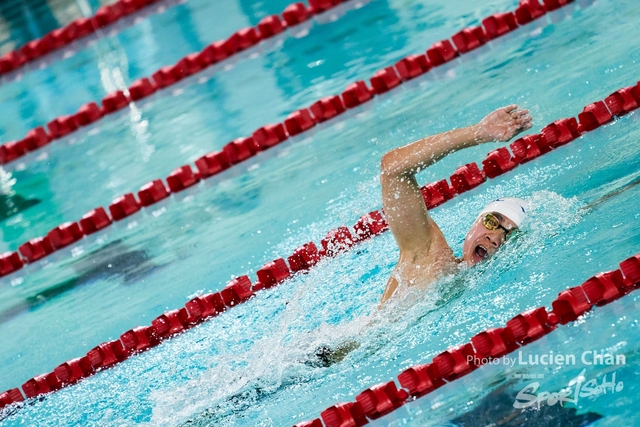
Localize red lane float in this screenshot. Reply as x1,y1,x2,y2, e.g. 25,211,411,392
451,27,487,54
515,0,547,25
0,141,26,164
283,3,311,26
195,151,231,178
426,40,458,66
253,123,288,149
54,357,95,385
482,147,517,178
471,327,518,359
395,54,431,80
310,96,346,122
506,307,554,344
21,373,61,398
482,12,518,39
152,309,191,338
320,401,368,427
101,90,130,113
258,15,286,38
221,275,254,305
605,87,639,116
288,242,321,272
223,137,256,163
255,259,291,290
186,293,225,321
75,102,104,127
47,115,78,139
80,207,112,235
620,255,640,285
0,0,361,165
0,0,590,272
285,109,317,136
296,253,640,426
510,134,544,163
108,193,141,221
87,340,131,370
294,420,323,427
370,67,401,94
355,381,407,419
353,211,388,240
47,222,84,250
0,252,23,277
321,226,356,257
449,162,486,193
0,388,24,409
22,127,50,151
18,236,54,263
120,326,160,352
577,101,613,132
397,362,445,397
129,78,157,100
166,165,199,192
341,81,373,108
138,180,170,206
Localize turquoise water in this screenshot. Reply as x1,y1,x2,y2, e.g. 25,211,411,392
0,0,107,55
0,0,295,141
1,0,640,425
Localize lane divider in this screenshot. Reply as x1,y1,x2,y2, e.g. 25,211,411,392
0,71,637,411
0,0,597,275
292,254,640,427
0,0,180,79
0,0,363,164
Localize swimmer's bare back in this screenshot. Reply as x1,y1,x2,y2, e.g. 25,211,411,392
379,105,533,307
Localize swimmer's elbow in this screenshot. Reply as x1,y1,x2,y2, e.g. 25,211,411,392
380,152,403,178
380,152,392,173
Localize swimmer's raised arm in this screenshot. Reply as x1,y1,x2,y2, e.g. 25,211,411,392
380,105,532,254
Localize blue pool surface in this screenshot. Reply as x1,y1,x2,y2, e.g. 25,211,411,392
0,0,100,55
1,0,640,425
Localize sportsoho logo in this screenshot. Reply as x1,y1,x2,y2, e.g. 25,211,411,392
502,350,627,410
513,368,624,410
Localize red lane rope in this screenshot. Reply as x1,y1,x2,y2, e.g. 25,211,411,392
293,254,640,427
0,0,593,276
0,0,361,164
0,0,181,78
0,68,637,410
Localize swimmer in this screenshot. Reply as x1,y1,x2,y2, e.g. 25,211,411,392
380,105,532,306
307,106,532,367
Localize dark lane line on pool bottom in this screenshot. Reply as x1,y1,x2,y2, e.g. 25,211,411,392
0,74,637,413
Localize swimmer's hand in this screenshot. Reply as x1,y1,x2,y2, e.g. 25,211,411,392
304,341,360,368
476,105,532,143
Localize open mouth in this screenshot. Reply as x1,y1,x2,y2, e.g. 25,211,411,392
475,245,488,259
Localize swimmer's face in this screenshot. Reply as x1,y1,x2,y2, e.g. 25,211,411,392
462,213,518,265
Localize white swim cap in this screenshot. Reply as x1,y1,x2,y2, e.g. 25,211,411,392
479,197,529,227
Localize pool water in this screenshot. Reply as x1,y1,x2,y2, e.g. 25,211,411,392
1,0,640,425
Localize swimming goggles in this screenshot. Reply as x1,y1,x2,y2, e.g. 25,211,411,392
482,212,518,239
